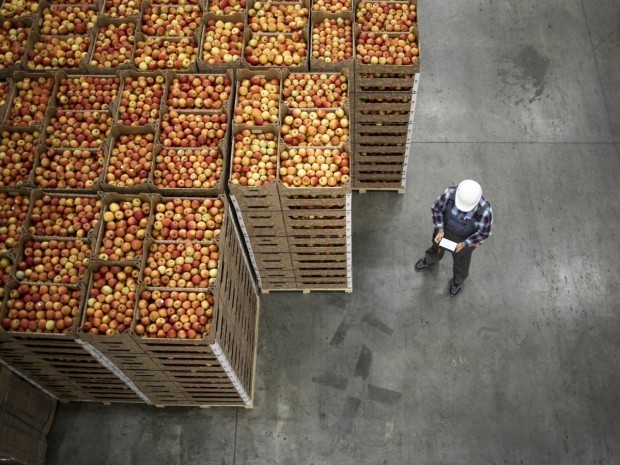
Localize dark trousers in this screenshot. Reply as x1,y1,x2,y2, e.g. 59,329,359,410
424,229,474,284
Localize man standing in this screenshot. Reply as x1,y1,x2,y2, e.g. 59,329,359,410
415,180,493,296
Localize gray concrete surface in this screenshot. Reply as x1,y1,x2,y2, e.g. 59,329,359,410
46,0,620,463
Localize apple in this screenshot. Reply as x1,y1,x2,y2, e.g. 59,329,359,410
1,284,81,334
356,32,419,66
0,0,39,18
134,37,197,70
46,110,112,149
143,242,219,288
56,76,120,111
312,0,351,13
233,75,279,126
91,22,135,68
27,35,90,70
104,0,141,18
0,193,29,253
16,239,91,284
82,265,138,336
244,32,307,67
27,196,101,238
97,198,150,261
280,108,349,146
207,0,246,15
282,73,349,108
35,148,104,190
117,75,164,126
356,1,417,33
0,128,38,187
153,148,223,190
141,4,201,37
6,76,54,127
312,17,353,63
106,133,154,188
39,5,97,35
135,289,215,339
202,20,244,64
248,2,309,33
160,111,227,148
0,255,12,299
0,22,29,68
230,130,277,186
0,82,8,107
151,197,224,241
280,146,350,187
167,74,231,111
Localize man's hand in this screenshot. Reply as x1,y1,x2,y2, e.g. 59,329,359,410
434,230,445,244
455,242,466,253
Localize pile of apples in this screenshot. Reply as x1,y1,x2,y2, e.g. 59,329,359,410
0,0,39,18
312,17,353,64
39,5,97,35
28,36,91,70
141,4,202,37
91,22,136,69
207,0,246,15
151,197,224,241
15,239,91,284
233,75,280,126
0,21,30,68
282,73,348,108
105,0,141,18
106,133,154,188
142,242,219,288
312,0,351,13
134,37,198,70
46,110,112,149
160,111,227,148
153,147,223,190
356,1,417,33
280,147,350,187
1,284,82,334
117,75,165,126
82,265,138,335
134,289,215,339
230,130,278,186
202,20,244,65
27,195,101,238
56,77,120,111
0,129,38,187
35,148,104,190
167,74,232,111
97,198,150,261
6,76,54,127
356,32,419,65
280,108,349,146
0,193,29,253
244,32,307,67
248,2,309,33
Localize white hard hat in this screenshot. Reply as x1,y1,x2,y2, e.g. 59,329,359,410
455,180,482,212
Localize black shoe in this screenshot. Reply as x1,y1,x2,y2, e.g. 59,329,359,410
415,258,430,272
449,280,464,296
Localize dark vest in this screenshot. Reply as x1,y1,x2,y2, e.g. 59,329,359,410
443,192,488,242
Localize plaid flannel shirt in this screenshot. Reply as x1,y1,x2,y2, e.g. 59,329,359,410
431,186,493,247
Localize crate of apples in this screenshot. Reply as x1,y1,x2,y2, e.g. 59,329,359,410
97,196,151,262
0,129,38,187
56,76,120,111
82,265,138,335
27,34,91,70
141,3,202,37
230,129,278,187
207,0,246,15
356,1,416,33
200,18,244,67
312,0,351,13
280,146,350,188
244,32,307,68
356,32,419,66
0,255,13,299
105,0,142,18
15,239,92,284
0,21,30,72
35,147,105,190
27,194,101,238
0,81,8,109
142,242,219,288
282,72,349,108
248,1,309,33
39,4,98,35
104,130,154,190
152,147,224,192
280,108,349,146
134,289,215,339
167,73,231,111
311,16,353,65
46,110,112,149
0,193,29,253
150,196,224,241
5,75,54,127
0,283,82,334
233,72,280,126
134,35,198,71
0,0,39,18
89,21,136,70
160,111,227,148
116,73,165,126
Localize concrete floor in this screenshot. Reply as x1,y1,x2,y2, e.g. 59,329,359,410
46,0,620,463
